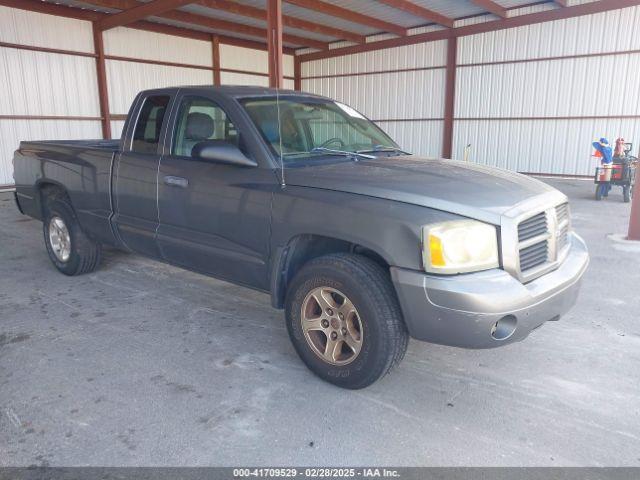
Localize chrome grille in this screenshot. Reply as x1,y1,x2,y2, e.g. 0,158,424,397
502,197,573,284
557,223,569,251
519,240,549,271
517,212,549,273
556,203,570,252
515,202,571,280
518,212,547,242
556,203,569,223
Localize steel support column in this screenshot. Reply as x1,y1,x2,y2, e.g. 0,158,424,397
267,0,283,88
92,23,111,139
628,147,640,240
294,56,301,90
212,34,221,85
442,35,456,159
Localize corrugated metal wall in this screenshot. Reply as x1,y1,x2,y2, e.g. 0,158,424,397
0,6,100,186
110,120,126,141
0,5,94,51
1,48,100,116
301,4,640,176
454,4,640,175
106,60,214,116
103,28,214,116
0,6,295,186
219,44,294,89
301,40,447,158
103,27,213,66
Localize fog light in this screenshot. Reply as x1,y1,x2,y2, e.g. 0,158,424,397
491,315,517,340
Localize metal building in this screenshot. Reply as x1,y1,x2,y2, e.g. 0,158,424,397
1,0,639,187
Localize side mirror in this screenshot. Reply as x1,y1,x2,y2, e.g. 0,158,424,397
192,140,257,167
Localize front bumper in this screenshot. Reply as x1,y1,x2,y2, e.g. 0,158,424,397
391,232,589,349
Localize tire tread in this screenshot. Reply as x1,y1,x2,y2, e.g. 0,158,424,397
42,191,101,276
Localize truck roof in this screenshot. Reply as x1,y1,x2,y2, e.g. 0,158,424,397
140,85,328,100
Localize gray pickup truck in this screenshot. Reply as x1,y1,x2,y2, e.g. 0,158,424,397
13,86,589,388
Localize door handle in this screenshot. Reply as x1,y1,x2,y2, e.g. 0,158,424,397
164,176,189,188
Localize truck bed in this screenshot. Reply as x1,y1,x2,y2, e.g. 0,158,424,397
19,138,121,151
13,139,120,246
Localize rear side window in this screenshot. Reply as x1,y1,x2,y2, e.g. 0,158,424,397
131,95,170,154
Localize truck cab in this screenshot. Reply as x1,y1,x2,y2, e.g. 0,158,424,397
113,87,278,290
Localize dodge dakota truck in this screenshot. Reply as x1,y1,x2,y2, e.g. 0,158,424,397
12,86,589,389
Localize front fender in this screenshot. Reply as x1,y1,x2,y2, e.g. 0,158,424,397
271,186,461,271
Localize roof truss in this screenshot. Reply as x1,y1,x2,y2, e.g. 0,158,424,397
0,0,299,52
377,0,454,28
469,0,508,18
88,0,328,49
284,0,408,37
97,0,195,30
200,0,365,43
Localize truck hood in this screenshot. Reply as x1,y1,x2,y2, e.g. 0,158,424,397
284,156,565,224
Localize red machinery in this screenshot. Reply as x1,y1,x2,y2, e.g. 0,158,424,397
594,142,637,202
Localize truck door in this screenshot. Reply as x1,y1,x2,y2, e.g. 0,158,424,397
113,94,172,258
156,93,273,290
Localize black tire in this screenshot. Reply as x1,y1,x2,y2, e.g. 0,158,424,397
623,185,631,203
595,185,603,201
285,253,408,389
42,194,102,276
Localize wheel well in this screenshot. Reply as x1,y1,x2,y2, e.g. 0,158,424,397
271,234,390,309
37,182,69,217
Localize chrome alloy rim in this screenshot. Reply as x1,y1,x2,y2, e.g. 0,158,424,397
300,287,363,366
48,216,71,262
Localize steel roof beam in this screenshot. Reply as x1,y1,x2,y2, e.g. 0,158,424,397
87,0,328,49
377,0,454,28
469,0,508,18
132,19,297,53
97,0,195,30
284,0,408,37
0,0,298,53
0,0,102,21
200,0,366,43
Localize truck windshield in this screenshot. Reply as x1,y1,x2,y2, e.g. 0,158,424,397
240,97,400,161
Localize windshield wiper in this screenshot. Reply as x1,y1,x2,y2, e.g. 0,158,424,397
311,147,376,160
356,145,411,156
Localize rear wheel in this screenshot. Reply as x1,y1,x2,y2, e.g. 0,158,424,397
285,253,408,389
595,185,604,201
43,195,102,276
623,185,632,203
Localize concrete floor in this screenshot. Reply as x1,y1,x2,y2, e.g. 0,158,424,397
1,178,639,467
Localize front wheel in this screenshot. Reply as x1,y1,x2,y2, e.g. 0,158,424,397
43,196,102,276
285,253,408,389
623,184,632,203
595,184,604,201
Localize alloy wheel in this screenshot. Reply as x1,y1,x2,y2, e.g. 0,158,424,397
300,287,363,366
48,216,71,262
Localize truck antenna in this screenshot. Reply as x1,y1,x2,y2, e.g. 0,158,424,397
273,30,286,189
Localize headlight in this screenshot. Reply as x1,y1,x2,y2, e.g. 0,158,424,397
422,220,499,274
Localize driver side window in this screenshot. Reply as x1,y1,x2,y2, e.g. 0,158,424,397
172,97,238,157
